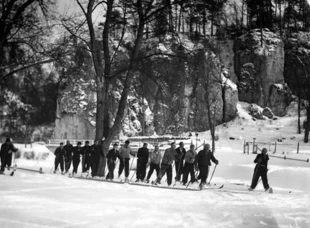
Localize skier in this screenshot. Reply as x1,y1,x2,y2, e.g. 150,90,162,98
64,140,74,174
157,142,175,186
145,144,161,183
72,142,83,175
118,140,134,182
91,140,102,177
106,143,119,180
0,138,18,174
195,143,219,189
248,148,271,192
135,143,149,182
174,141,186,181
82,141,92,174
54,142,65,174
182,144,197,185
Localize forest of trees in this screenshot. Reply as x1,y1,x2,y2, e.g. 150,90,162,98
1,0,310,173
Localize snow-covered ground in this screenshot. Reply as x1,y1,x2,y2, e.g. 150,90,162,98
0,102,310,228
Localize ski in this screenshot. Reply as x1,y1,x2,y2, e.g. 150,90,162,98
150,181,200,191
201,184,224,190
14,167,44,174
75,176,125,184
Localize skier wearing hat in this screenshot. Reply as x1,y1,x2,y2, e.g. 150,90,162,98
182,144,197,185
0,138,18,174
72,142,83,175
156,142,175,186
64,140,74,174
248,148,271,192
118,140,134,182
135,143,149,182
174,142,186,181
195,144,219,189
82,141,92,174
54,142,65,174
106,143,119,180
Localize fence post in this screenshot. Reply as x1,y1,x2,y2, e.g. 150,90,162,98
274,141,277,154
243,140,246,154
252,138,256,154
297,142,299,154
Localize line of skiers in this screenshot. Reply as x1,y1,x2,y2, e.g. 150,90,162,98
54,139,219,188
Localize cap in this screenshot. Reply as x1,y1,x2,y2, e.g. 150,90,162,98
125,140,130,144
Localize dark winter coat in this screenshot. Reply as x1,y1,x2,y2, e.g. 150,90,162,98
0,142,18,157
64,144,74,159
254,154,269,167
174,147,186,161
137,147,149,163
73,146,83,161
107,149,119,162
196,150,218,166
54,147,65,160
83,145,92,157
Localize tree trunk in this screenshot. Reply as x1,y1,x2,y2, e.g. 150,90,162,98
298,91,301,134
304,107,310,143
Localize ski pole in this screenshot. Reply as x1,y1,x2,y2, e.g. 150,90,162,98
173,158,183,186
130,158,138,182
207,164,217,185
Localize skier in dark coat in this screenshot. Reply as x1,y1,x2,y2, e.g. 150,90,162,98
0,138,18,173
64,140,74,174
72,142,83,175
106,143,119,180
82,141,92,173
135,143,149,182
54,142,65,174
157,142,175,186
91,140,102,177
195,143,219,188
248,148,271,191
174,142,186,181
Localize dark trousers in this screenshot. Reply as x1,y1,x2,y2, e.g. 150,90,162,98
106,161,116,179
65,157,72,173
118,158,130,178
174,159,184,181
72,159,80,173
198,165,209,184
0,155,6,172
91,157,99,177
250,166,270,190
136,159,147,180
6,153,12,168
158,163,172,185
82,156,91,173
182,162,195,184
55,158,64,172
146,163,160,180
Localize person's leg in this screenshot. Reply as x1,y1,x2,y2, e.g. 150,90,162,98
157,163,167,183
0,155,5,172
261,169,270,190
136,159,141,180
125,158,130,178
118,159,124,177
54,158,59,172
110,162,115,179
60,159,64,173
167,165,173,186
250,167,261,189
175,160,181,181
182,162,189,184
146,163,155,180
141,162,147,181
189,163,195,183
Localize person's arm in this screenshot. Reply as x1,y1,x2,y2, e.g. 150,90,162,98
254,155,261,163
211,153,219,165
137,148,141,159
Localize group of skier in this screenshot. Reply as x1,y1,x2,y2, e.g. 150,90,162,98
53,139,220,188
